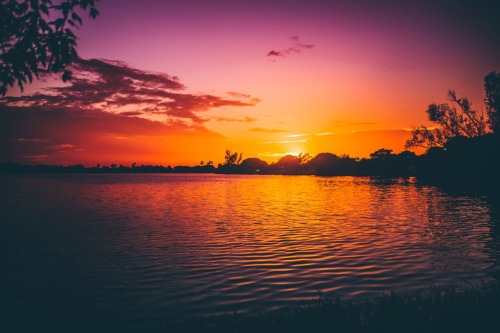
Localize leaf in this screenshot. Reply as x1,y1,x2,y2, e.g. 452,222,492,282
17,79,24,92
64,29,76,39
89,8,99,19
0,0,99,96
71,12,83,25
39,19,53,33
60,2,71,18
53,18,65,30
16,2,29,15
62,70,72,82
40,4,50,15
25,70,33,83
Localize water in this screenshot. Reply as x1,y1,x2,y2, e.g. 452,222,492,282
1,174,500,331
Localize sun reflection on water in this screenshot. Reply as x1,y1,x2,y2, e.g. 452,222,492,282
1,174,499,326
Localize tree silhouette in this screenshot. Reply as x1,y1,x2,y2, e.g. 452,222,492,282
308,152,355,175
223,149,242,167
239,158,268,174
308,152,340,169
272,154,303,174
0,0,99,96
484,71,500,133
369,148,394,160
297,153,312,164
405,89,488,150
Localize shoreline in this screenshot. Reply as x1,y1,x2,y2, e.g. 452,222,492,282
170,282,500,333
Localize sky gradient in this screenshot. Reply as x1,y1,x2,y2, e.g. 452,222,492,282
1,0,499,166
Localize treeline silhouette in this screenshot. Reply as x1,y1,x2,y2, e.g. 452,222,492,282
216,149,418,177
0,162,215,174
402,70,500,190
0,140,486,177
215,135,500,188
1,134,498,191
1,70,498,190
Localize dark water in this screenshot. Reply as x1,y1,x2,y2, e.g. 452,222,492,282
1,174,500,331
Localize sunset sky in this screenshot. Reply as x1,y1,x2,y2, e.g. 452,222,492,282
1,0,499,166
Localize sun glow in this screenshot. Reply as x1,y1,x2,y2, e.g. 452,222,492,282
1,0,496,167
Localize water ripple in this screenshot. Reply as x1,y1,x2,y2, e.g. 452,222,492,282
1,174,500,330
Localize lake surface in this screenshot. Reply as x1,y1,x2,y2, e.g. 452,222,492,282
1,174,500,331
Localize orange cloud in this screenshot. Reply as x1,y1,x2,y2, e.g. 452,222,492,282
4,58,259,124
0,59,261,165
250,127,288,133
0,106,225,165
215,116,257,123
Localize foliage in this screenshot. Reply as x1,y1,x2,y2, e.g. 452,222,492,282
405,89,488,150
297,152,312,164
270,154,312,174
484,71,500,133
308,152,339,165
223,149,243,166
3,142,497,186
275,154,301,167
361,149,417,177
0,0,100,96
171,283,500,333
239,158,268,174
307,152,359,176
274,153,311,166
369,148,393,160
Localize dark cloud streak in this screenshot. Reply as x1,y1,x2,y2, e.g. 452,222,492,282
215,116,257,123
0,58,259,163
267,36,315,59
0,104,224,163
3,58,260,123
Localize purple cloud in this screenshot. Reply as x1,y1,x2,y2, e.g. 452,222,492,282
3,58,260,123
0,59,260,164
267,36,315,59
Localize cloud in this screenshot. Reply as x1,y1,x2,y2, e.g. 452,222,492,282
250,127,288,133
227,91,261,104
258,152,300,158
331,120,378,127
252,129,412,160
267,36,315,60
0,104,225,165
346,122,377,126
3,58,260,124
215,116,257,123
263,140,307,144
0,59,261,164
284,132,334,138
311,129,413,158
267,50,283,57
286,133,308,138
